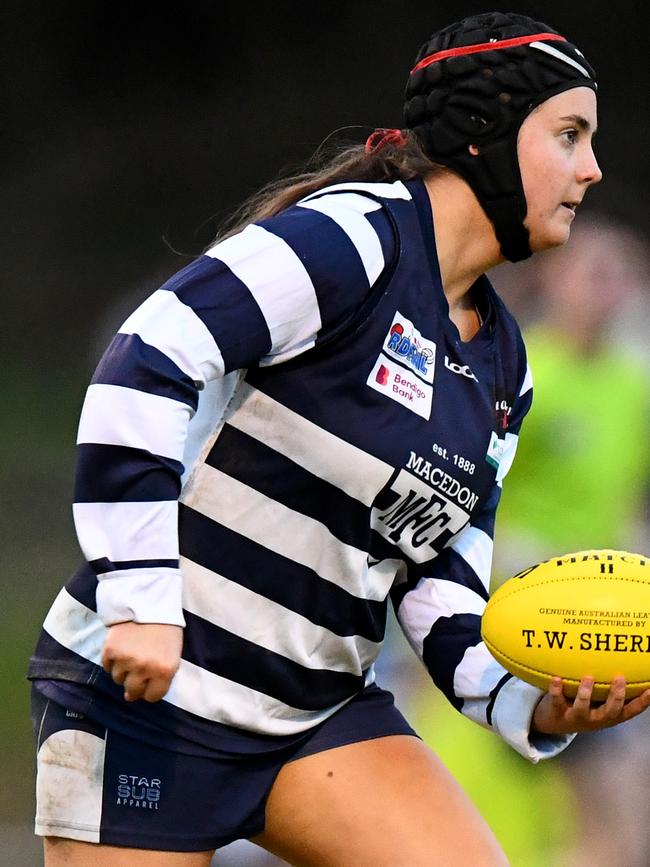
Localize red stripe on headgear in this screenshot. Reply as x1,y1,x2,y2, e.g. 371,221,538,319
410,32,566,74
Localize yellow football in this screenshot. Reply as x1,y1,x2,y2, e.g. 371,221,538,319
482,549,650,700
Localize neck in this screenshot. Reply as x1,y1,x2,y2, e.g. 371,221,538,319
423,171,505,308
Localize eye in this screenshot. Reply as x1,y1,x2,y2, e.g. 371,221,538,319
561,128,579,146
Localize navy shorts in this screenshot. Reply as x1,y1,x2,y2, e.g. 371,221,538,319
32,682,416,852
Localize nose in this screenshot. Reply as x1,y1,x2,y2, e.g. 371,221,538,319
579,144,602,186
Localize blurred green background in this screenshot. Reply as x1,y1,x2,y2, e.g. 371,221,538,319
4,2,650,864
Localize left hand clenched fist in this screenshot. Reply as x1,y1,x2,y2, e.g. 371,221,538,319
533,675,650,735
101,621,184,703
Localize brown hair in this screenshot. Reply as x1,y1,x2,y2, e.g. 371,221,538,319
212,130,440,243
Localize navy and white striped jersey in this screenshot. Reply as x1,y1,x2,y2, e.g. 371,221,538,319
30,178,570,761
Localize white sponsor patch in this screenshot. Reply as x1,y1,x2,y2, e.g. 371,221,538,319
381,311,436,383
366,356,433,419
486,430,506,470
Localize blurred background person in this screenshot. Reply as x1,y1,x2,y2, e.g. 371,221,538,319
495,216,650,570
495,216,650,867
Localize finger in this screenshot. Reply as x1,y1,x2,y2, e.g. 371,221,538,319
619,688,650,722
599,676,626,722
142,675,172,703
123,671,148,702
571,676,595,721
548,676,568,710
108,664,128,686
101,648,115,673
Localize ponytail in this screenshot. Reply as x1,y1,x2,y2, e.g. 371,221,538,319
213,130,440,243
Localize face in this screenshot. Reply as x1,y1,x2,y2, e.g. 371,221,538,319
517,87,602,252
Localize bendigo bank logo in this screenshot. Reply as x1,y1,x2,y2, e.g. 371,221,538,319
376,364,390,386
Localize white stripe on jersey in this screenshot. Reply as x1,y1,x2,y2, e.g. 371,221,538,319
44,588,106,666
77,384,191,461
95,569,185,627
297,193,386,285
181,556,381,674
42,589,354,734
495,432,519,484
73,500,179,562
454,643,509,728
226,382,395,508
519,363,533,397
205,224,322,360
165,657,353,735
182,464,391,602
490,677,572,762
448,526,493,593
367,557,407,596
453,641,506,705
119,289,225,384
181,372,242,487
397,576,486,656
301,180,412,201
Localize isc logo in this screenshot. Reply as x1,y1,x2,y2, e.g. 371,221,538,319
444,355,478,381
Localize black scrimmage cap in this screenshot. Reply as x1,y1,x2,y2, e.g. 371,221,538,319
404,12,597,261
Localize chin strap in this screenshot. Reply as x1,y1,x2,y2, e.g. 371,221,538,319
483,198,532,262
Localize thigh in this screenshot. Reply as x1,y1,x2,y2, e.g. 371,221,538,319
44,837,213,866
253,735,508,867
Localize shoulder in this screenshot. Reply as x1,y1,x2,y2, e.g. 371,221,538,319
299,179,414,206
245,180,411,288
293,179,413,254
200,181,413,283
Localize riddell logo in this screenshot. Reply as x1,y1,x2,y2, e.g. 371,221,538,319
376,364,390,385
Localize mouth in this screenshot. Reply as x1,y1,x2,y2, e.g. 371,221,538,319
561,201,579,214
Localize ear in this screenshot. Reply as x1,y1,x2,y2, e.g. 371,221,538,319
469,144,480,156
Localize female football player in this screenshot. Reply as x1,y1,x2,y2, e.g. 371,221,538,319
29,11,650,866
